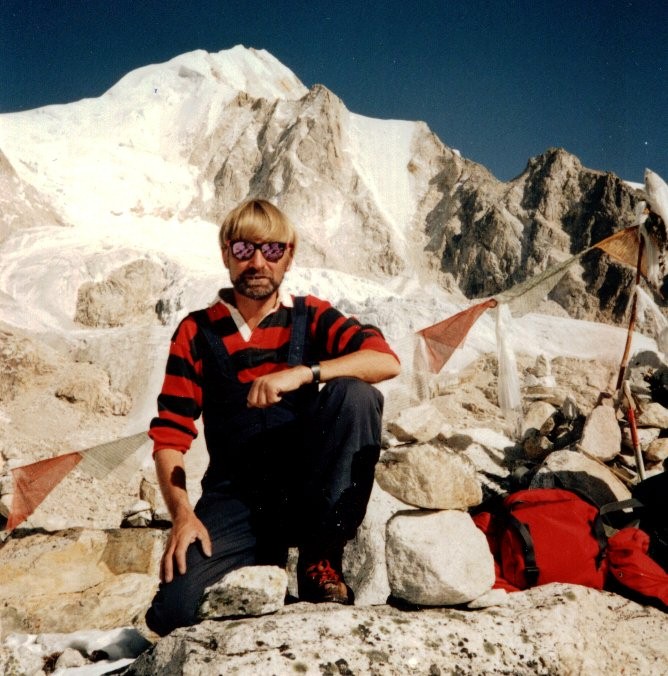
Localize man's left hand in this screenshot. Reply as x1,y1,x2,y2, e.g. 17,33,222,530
247,365,312,408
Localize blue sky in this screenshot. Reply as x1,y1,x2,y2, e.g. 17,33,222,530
2,0,666,182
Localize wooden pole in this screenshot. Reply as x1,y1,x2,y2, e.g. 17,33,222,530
623,381,646,481
615,234,645,390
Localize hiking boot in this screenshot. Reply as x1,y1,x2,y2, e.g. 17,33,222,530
298,559,354,605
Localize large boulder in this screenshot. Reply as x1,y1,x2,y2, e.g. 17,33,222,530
385,509,494,606
74,259,169,328
0,528,164,637
198,566,287,620
0,327,60,402
530,449,631,505
122,585,668,675
343,481,406,606
375,442,482,510
55,362,131,415
385,402,446,442
579,404,622,462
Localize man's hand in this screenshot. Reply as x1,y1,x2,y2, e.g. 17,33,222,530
247,365,311,408
160,510,212,583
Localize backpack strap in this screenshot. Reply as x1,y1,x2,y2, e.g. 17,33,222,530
600,498,645,536
591,513,609,566
600,498,645,515
508,515,540,587
507,491,610,584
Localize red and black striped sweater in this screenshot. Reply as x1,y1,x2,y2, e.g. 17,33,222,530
149,289,397,453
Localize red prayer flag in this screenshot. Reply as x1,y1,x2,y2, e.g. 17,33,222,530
6,452,83,531
417,298,497,373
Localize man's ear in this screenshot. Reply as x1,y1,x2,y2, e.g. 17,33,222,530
221,247,230,270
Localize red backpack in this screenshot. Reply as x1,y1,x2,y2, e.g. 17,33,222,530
473,488,608,591
474,485,668,610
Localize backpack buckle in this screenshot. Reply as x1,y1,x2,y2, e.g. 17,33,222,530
524,565,540,585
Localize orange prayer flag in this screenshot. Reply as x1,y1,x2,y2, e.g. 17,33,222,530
594,226,647,277
6,452,82,531
417,298,497,373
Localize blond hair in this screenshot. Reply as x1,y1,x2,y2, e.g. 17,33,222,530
219,199,297,253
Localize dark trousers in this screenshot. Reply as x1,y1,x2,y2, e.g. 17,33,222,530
145,377,383,636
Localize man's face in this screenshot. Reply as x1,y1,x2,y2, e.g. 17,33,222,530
223,238,293,301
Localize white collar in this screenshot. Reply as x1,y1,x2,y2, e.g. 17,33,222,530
216,287,293,341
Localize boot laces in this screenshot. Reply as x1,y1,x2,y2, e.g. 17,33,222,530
305,559,341,585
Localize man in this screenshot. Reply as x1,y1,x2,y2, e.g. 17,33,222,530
145,199,400,636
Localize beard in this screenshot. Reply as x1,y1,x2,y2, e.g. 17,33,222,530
231,269,281,300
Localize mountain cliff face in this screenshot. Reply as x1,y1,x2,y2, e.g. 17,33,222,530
0,46,647,326
435,148,642,321
0,149,64,246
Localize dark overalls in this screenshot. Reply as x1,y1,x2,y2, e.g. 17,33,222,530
145,299,384,636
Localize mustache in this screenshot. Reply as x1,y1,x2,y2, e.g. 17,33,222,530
240,269,270,279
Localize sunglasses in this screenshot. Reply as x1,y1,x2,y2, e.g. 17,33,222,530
228,240,291,262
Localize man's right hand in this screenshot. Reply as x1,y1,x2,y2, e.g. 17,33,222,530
160,511,212,583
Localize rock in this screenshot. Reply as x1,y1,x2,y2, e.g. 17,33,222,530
375,442,482,510
467,587,511,609
124,585,668,675
0,528,164,637
0,148,64,247
622,426,661,451
530,449,632,506
646,363,668,407
0,328,59,402
343,481,407,606
645,438,668,464
198,566,287,619
528,354,552,379
138,478,159,509
526,397,586,456
440,148,641,324
121,500,153,528
0,634,45,675
444,427,513,497
55,362,131,415
521,400,557,437
0,627,152,675
636,402,668,428
74,259,169,328
522,429,553,461
0,493,11,520
579,404,622,461
385,510,494,606
385,402,446,442
55,647,87,669
523,355,557,400
139,476,170,523
625,351,661,401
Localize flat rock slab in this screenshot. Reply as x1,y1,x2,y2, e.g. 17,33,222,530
123,584,668,675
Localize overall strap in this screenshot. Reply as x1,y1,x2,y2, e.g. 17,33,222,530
194,297,309,375
287,296,309,366
191,309,235,378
